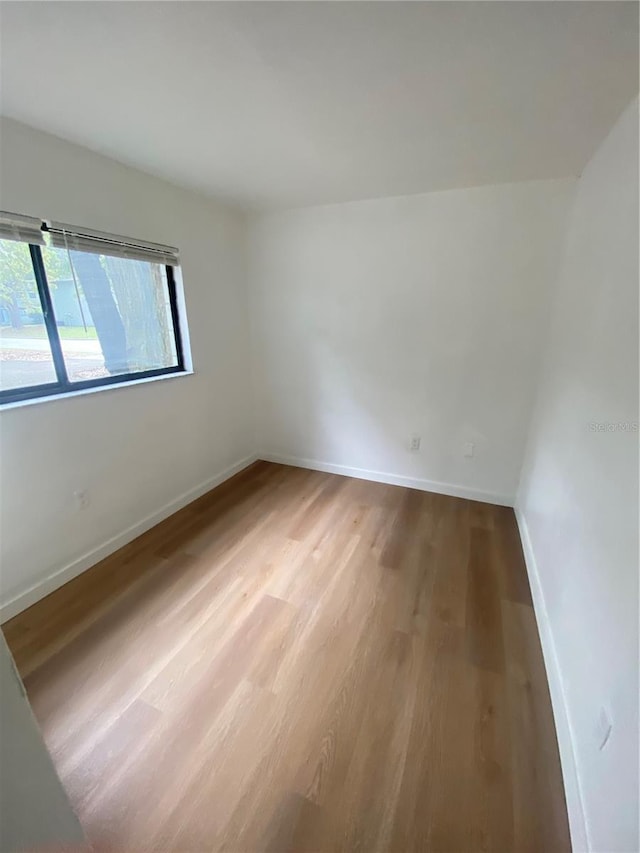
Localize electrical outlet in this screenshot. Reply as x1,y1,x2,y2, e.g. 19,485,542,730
410,435,421,452
595,706,612,751
463,442,474,458
74,489,90,511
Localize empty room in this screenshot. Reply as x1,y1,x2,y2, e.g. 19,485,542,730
0,2,638,852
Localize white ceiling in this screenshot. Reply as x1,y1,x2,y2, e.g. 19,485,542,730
1,2,638,210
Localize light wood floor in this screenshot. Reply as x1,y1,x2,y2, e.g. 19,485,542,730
3,461,570,852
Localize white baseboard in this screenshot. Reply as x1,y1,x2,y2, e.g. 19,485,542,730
259,452,513,507
0,454,258,624
515,507,589,853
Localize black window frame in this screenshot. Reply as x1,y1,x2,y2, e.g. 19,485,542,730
0,242,186,405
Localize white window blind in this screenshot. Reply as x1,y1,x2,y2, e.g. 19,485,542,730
45,221,180,266
0,211,45,245
0,211,180,267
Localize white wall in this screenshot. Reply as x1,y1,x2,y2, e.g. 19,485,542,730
0,632,85,851
0,118,254,619
517,98,639,853
248,179,575,504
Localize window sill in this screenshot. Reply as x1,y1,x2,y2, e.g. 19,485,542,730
0,368,195,412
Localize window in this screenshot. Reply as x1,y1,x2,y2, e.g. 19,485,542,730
0,212,186,404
